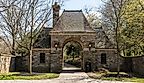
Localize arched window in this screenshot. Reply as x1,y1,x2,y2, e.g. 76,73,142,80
101,53,106,64
40,53,45,63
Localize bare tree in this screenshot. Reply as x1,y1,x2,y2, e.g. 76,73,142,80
0,0,23,55
0,0,65,73
84,7,102,29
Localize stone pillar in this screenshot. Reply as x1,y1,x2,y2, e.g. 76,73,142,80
83,47,97,72
50,48,62,72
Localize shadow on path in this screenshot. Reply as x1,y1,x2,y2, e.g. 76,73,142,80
62,63,82,73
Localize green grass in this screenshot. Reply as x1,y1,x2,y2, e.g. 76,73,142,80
102,77,144,83
0,72,59,80
87,72,144,83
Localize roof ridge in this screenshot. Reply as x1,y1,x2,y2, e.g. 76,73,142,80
64,10,82,12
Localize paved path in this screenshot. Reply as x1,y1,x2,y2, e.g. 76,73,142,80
0,72,133,83
55,71,132,83
63,63,81,71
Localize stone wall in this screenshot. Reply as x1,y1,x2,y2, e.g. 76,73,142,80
83,49,124,72
83,49,97,71
32,49,62,73
50,50,62,72
124,56,144,76
31,46,144,75
0,55,14,73
50,33,96,49
32,49,51,72
95,49,124,71
15,56,27,72
120,56,144,76
132,56,144,75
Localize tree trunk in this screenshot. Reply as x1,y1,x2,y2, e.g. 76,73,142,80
12,33,15,55
29,0,35,74
72,56,74,60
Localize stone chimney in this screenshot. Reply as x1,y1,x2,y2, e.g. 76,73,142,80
52,2,60,27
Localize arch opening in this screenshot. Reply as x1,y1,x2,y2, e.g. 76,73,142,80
62,40,83,71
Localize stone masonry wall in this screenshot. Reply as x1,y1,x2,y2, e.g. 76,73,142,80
0,55,13,73
83,49,124,72
32,49,62,73
83,49,97,71
50,49,63,72
32,49,51,72
132,56,144,76
95,50,124,71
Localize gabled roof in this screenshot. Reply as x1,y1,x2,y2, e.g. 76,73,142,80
51,10,95,32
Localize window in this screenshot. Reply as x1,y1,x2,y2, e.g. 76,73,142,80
40,53,45,63
101,53,106,64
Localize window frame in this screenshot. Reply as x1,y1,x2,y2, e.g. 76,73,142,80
101,53,107,64
40,53,46,63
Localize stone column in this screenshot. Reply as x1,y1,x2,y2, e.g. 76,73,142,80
50,48,62,72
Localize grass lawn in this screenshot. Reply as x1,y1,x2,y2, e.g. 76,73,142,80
0,72,59,80
87,72,144,83
102,77,144,83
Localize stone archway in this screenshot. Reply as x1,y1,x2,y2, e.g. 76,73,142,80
62,37,84,49
62,38,83,71
49,33,96,72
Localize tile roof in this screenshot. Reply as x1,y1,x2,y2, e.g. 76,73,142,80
51,10,95,32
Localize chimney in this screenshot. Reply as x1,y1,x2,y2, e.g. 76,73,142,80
52,2,60,27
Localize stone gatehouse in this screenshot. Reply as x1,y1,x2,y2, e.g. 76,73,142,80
31,2,119,73
0,2,143,76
